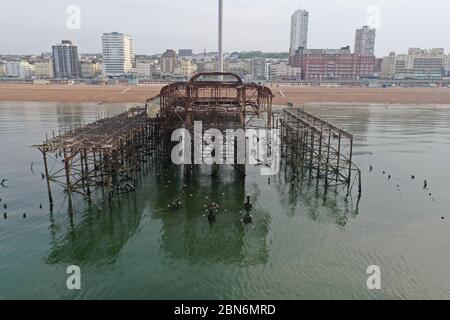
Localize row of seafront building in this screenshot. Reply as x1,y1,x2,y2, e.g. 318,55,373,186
1,8,450,84
2,45,449,84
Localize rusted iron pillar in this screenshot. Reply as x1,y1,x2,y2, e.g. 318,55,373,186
41,148,53,206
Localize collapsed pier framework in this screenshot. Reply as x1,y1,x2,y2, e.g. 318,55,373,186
33,72,361,205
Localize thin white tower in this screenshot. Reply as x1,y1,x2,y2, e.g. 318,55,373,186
217,0,224,72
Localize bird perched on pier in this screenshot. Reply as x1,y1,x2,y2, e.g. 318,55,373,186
243,196,253,212
411,175,415,180
3,203,6,210
172,197,182,209
369,165,373,172
0,179,7,187
207,208,215,223
423,180,428,189
3,212,6,219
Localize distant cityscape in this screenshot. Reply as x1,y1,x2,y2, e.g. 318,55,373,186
1,8,449,86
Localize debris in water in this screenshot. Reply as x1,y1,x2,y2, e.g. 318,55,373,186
207,208,215,223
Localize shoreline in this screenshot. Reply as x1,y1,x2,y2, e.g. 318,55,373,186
1,83,450,105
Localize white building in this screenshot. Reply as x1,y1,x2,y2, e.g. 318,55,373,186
81,61,102,78
289,9,309,56
224,60,250,75
354,26,376,55
444,54,450,77
269,62,301,80
250,58,266,81
381,48,445,80
34,60,54,78
174,60,198,77
136,60,154,78
4,61,34,78
101,32,135,77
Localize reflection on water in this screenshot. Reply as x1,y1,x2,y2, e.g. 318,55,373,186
1,102,450,299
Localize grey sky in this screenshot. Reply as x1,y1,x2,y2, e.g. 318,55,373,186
1,0,448,56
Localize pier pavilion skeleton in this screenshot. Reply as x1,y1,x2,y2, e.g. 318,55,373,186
278,107,361,192
34,72,360,204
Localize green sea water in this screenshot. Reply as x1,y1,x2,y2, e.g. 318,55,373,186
0,101,450,299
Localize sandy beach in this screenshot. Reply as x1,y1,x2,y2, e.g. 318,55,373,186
0,83,450,105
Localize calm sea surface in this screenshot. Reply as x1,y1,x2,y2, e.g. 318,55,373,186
0,101,450,299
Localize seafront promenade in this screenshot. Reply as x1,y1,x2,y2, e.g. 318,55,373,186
1,83,450,105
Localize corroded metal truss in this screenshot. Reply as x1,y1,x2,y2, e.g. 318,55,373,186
159,72,274,174
279,107,361,193
160,72,273,131
33,73,361,207
33,107,163,206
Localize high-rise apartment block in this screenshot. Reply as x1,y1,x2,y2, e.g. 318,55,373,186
354,26,376,55
101,32,135,77
52,40,81,78
289,9,309,56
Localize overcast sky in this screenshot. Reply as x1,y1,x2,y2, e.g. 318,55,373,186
1,0,448,57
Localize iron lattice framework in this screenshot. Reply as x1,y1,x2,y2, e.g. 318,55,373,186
33,72,362,207
160,72,273,131
158,72,274,173
33,106,164,206
279,107,361,192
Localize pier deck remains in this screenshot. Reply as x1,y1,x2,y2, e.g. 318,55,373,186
279,108,361,192
34,106,162,205
34,72,361,205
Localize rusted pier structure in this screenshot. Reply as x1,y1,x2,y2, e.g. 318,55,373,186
279,107,361,193
33,106,163,204
159,72,273,175
34,72,361,205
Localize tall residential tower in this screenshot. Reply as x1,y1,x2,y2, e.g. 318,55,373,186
354,26,376,55
52,40,81,79
101,32,135,77
289,9,309,56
